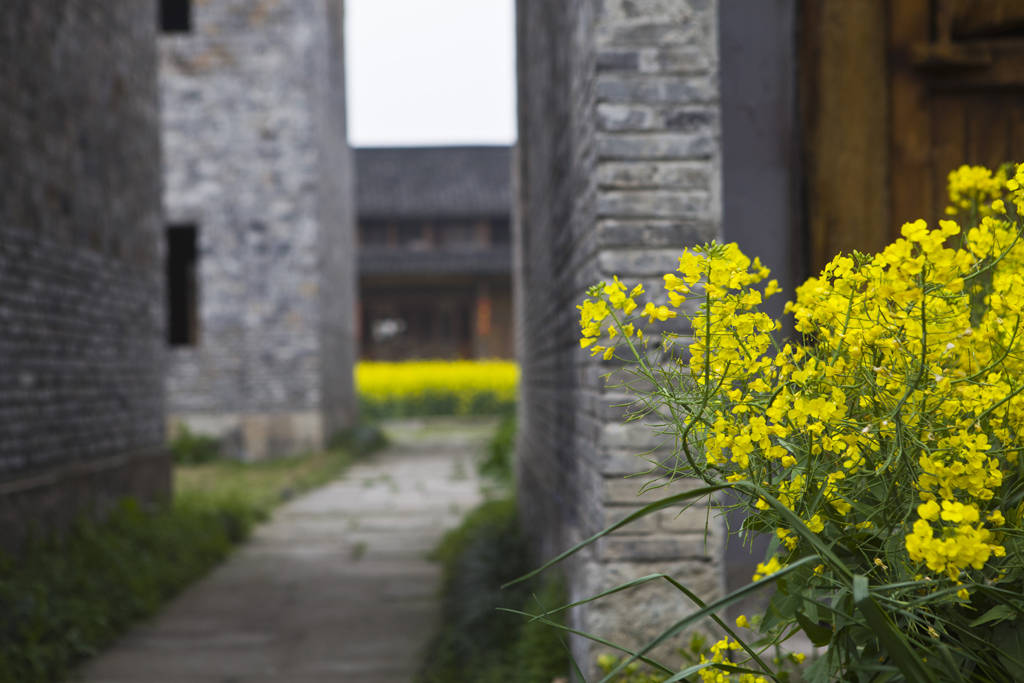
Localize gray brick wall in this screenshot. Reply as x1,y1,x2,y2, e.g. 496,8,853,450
160,0,357,458
515,0,725,669
0,1,169,548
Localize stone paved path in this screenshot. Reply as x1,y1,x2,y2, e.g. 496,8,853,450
75,417,495,683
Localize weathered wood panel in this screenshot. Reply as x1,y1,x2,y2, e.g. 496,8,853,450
800,0,890,273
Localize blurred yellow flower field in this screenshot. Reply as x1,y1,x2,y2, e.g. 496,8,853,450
356,360,519,418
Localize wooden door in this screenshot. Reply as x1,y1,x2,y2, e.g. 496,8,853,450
801,0,1024,275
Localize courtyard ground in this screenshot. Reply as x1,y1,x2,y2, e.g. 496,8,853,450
74,417,495,683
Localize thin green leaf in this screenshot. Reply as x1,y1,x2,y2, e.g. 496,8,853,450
663,660,768,683
657,573,776,676
520,571,772,679
497,608,675,675
661,661,713,683
503,484,731,588
932,643,968,683
560,637,588,683
992,622,1024,680
969,604,1019,628
523,573,666,618
794,608,832,647
729,481,852,580
852,574,937,683
598,558,817,683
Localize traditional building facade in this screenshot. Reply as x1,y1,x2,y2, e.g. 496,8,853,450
356,146,513,360
0,1,168,549
159,0,357,460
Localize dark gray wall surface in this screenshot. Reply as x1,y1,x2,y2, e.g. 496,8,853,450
515,0,593,567
719,0,801,318
718,0,798,591
0,1,168,546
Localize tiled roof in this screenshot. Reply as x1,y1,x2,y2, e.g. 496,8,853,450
355,146,511,219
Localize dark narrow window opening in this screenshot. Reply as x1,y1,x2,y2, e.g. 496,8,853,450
167,225,198,346
160,0,191,33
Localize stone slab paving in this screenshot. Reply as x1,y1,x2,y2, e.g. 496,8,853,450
74,417,495,683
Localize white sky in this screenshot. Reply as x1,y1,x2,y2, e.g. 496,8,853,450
345,0,517,147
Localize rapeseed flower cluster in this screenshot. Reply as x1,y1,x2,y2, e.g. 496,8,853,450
945,164,1007,217
579,163,1024,681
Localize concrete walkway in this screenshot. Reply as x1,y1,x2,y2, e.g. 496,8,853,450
75,417,495,683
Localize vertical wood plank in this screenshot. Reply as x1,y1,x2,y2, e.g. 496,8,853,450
930,92,966,219
1010,101,1024,170
970,93,1013,169
801,0,890,273
889,0,933,233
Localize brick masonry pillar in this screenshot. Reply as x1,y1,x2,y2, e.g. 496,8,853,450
515,0,725,672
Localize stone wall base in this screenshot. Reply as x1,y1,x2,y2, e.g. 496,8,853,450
0,452,171,554
566,531,726,678
169,411,325,461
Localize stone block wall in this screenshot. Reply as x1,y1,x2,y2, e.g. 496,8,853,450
0,1,169,549
515,0,724,669
160,0,357,459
